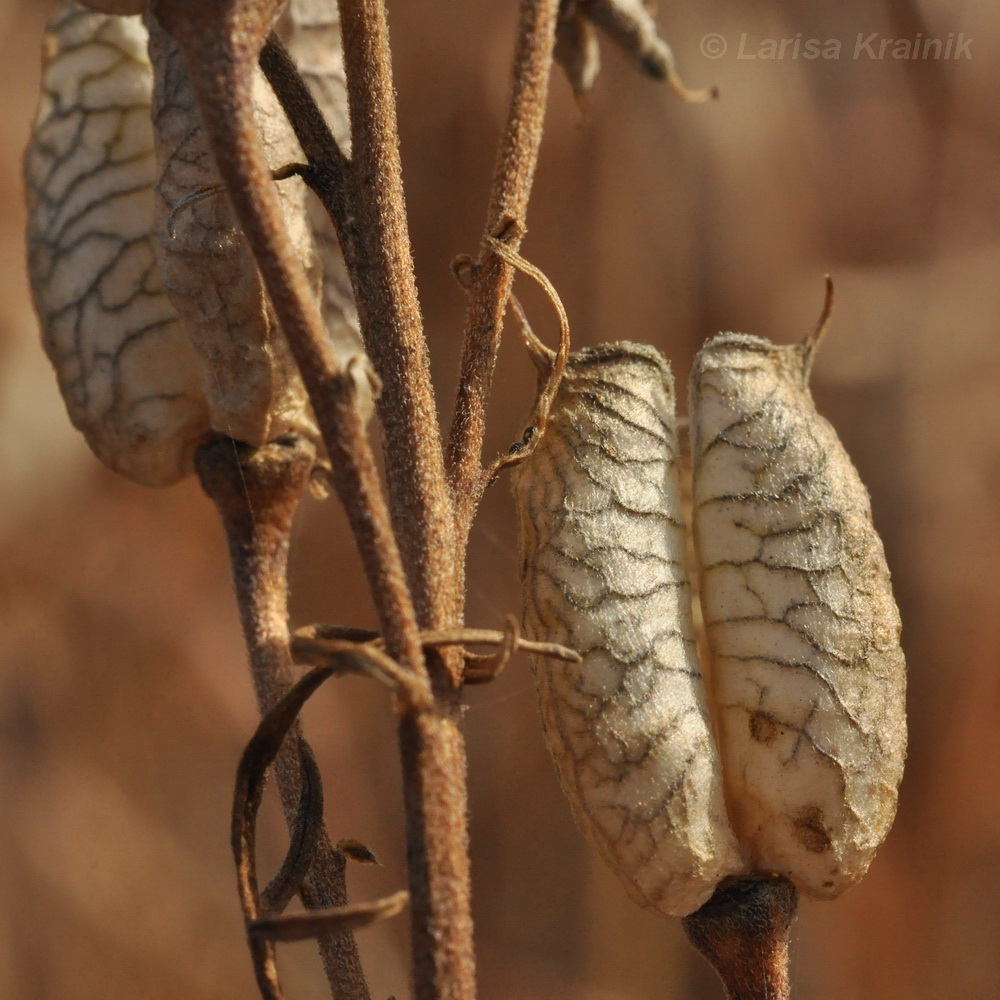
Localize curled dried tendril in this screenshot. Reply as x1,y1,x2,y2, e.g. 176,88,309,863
480,234,572,483
292,620,581,688
233,662,411,999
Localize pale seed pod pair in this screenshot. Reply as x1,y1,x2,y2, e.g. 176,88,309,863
24,0,367,487
512,328,906,917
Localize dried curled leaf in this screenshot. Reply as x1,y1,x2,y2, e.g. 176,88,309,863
25,2,209,486
512,343,745,917
690,333,906,899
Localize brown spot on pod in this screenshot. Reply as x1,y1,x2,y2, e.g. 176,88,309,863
793,807,833,855
748,711,780,745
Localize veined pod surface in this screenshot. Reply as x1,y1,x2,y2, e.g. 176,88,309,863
512,343,745,918
690,332,906,899
25,2,209,486
145,12,320,448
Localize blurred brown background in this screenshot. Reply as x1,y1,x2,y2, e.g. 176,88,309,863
2,0,999,997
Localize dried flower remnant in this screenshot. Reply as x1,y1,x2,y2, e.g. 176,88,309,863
554,0,716,101
554,8,600,101
690,330,907,899
25,2,209,486
512,342,745,917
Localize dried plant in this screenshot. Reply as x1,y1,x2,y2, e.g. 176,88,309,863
23,1,906,999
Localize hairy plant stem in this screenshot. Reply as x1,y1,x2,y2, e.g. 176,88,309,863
446,0,560,545
337,0,460,635
196,433,370,1000
682,875,798,1000
335,0,476,984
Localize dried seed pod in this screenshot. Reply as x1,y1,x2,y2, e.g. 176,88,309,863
690,332,906,899
512,342,745,918
145,11,321,447
25,2,209,486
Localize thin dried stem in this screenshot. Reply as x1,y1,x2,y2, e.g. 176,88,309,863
446,0,560,537
262,18,467,689
801,274,835,383
261,21,458,637
682,875,798,1000
196,433,371,1000
333,5,483,997
258,34,355,265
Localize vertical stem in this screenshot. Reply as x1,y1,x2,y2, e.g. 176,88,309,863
333,6,478,997
682,876,798,1000
337,0,459,634
446,0,560,539
196,433,371,1000
398,711,475,1000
